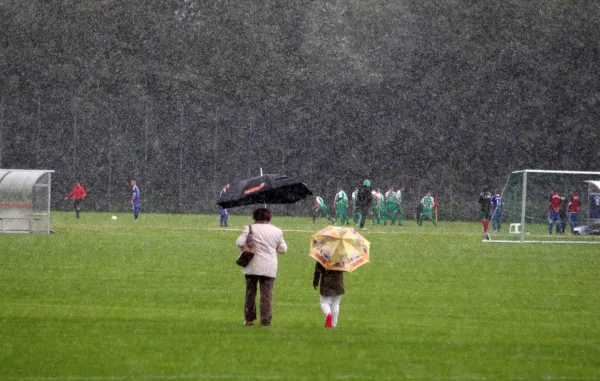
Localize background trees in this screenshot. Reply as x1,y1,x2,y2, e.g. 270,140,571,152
1,0,598,219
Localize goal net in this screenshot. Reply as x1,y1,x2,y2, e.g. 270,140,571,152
493,169,600,244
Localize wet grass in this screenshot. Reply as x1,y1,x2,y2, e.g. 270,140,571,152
1,212,599,380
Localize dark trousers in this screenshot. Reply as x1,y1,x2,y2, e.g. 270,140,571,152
244,275,275,326
73,199,82,219
359,205,370,228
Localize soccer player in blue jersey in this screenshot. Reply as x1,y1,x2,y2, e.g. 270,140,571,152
131,179,141,221
219,184,230,227
491,189,503,233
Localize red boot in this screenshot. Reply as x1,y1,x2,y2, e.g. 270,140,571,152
325,313,333,328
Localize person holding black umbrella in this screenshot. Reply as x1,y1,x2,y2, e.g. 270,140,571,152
236,208,287,327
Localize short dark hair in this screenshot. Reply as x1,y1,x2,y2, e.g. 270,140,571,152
253,208,272,222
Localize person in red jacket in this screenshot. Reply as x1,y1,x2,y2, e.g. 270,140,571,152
548,189,562,235
65,182,87,219
568,191,581,234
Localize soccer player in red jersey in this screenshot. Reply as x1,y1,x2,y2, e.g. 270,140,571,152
65,181,87,219
478,186,492,239
568,191,581,234
548,189,562,235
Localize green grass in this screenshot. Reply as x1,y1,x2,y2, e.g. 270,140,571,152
1,212,600,380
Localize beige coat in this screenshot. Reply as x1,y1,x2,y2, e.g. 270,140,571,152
236,223,287,278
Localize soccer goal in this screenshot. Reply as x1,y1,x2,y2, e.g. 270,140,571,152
0,169,54,233
490,169,600,244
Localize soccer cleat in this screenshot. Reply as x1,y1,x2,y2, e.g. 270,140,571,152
325,313,333,328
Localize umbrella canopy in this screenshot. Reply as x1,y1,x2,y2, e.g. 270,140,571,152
309,226,370,272
217,174,313,209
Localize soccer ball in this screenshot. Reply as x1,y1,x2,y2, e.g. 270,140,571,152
111,216,118,220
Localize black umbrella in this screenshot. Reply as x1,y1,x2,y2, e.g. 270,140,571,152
217,174,313,208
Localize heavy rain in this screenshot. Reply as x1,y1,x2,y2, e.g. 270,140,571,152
1,1,598,217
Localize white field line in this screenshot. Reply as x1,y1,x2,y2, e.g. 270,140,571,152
484,239,600,244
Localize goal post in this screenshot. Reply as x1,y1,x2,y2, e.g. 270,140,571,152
491,169,600,244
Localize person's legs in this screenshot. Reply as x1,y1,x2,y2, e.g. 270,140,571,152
570,212,578,233
319,295,332,316
331,295,342,327
390,206,398,225
74,199,81,219
258,276,275,326
359,206,369,229
320,295,333,327
325,208,335,223
244,275,259,324
340,204,348,224
133,205,140,220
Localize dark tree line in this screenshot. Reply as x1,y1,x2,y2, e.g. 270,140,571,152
1,0,598,219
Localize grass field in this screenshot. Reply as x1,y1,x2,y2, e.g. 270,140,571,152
1,212,600,381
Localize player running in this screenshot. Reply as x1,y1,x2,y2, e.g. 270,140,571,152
64,181,87,220
311,195,334,224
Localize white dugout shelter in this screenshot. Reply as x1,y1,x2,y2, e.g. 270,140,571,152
0,169,54,233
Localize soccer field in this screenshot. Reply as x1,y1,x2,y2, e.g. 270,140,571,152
1,212,599,381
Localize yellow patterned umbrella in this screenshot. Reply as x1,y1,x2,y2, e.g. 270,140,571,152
309,226,370,272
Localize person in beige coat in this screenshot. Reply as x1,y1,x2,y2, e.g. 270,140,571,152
236,208,287,326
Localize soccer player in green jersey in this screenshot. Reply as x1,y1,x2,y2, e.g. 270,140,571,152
311,195,334,224
333,187,349,225
371,188,383,225
418,191,437,227
384,187,398,225
351,188,361,225
396,185,405,226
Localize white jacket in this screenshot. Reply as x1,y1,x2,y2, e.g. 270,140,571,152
236,223,287,278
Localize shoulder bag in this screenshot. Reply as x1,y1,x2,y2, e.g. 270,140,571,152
236,225,255,267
